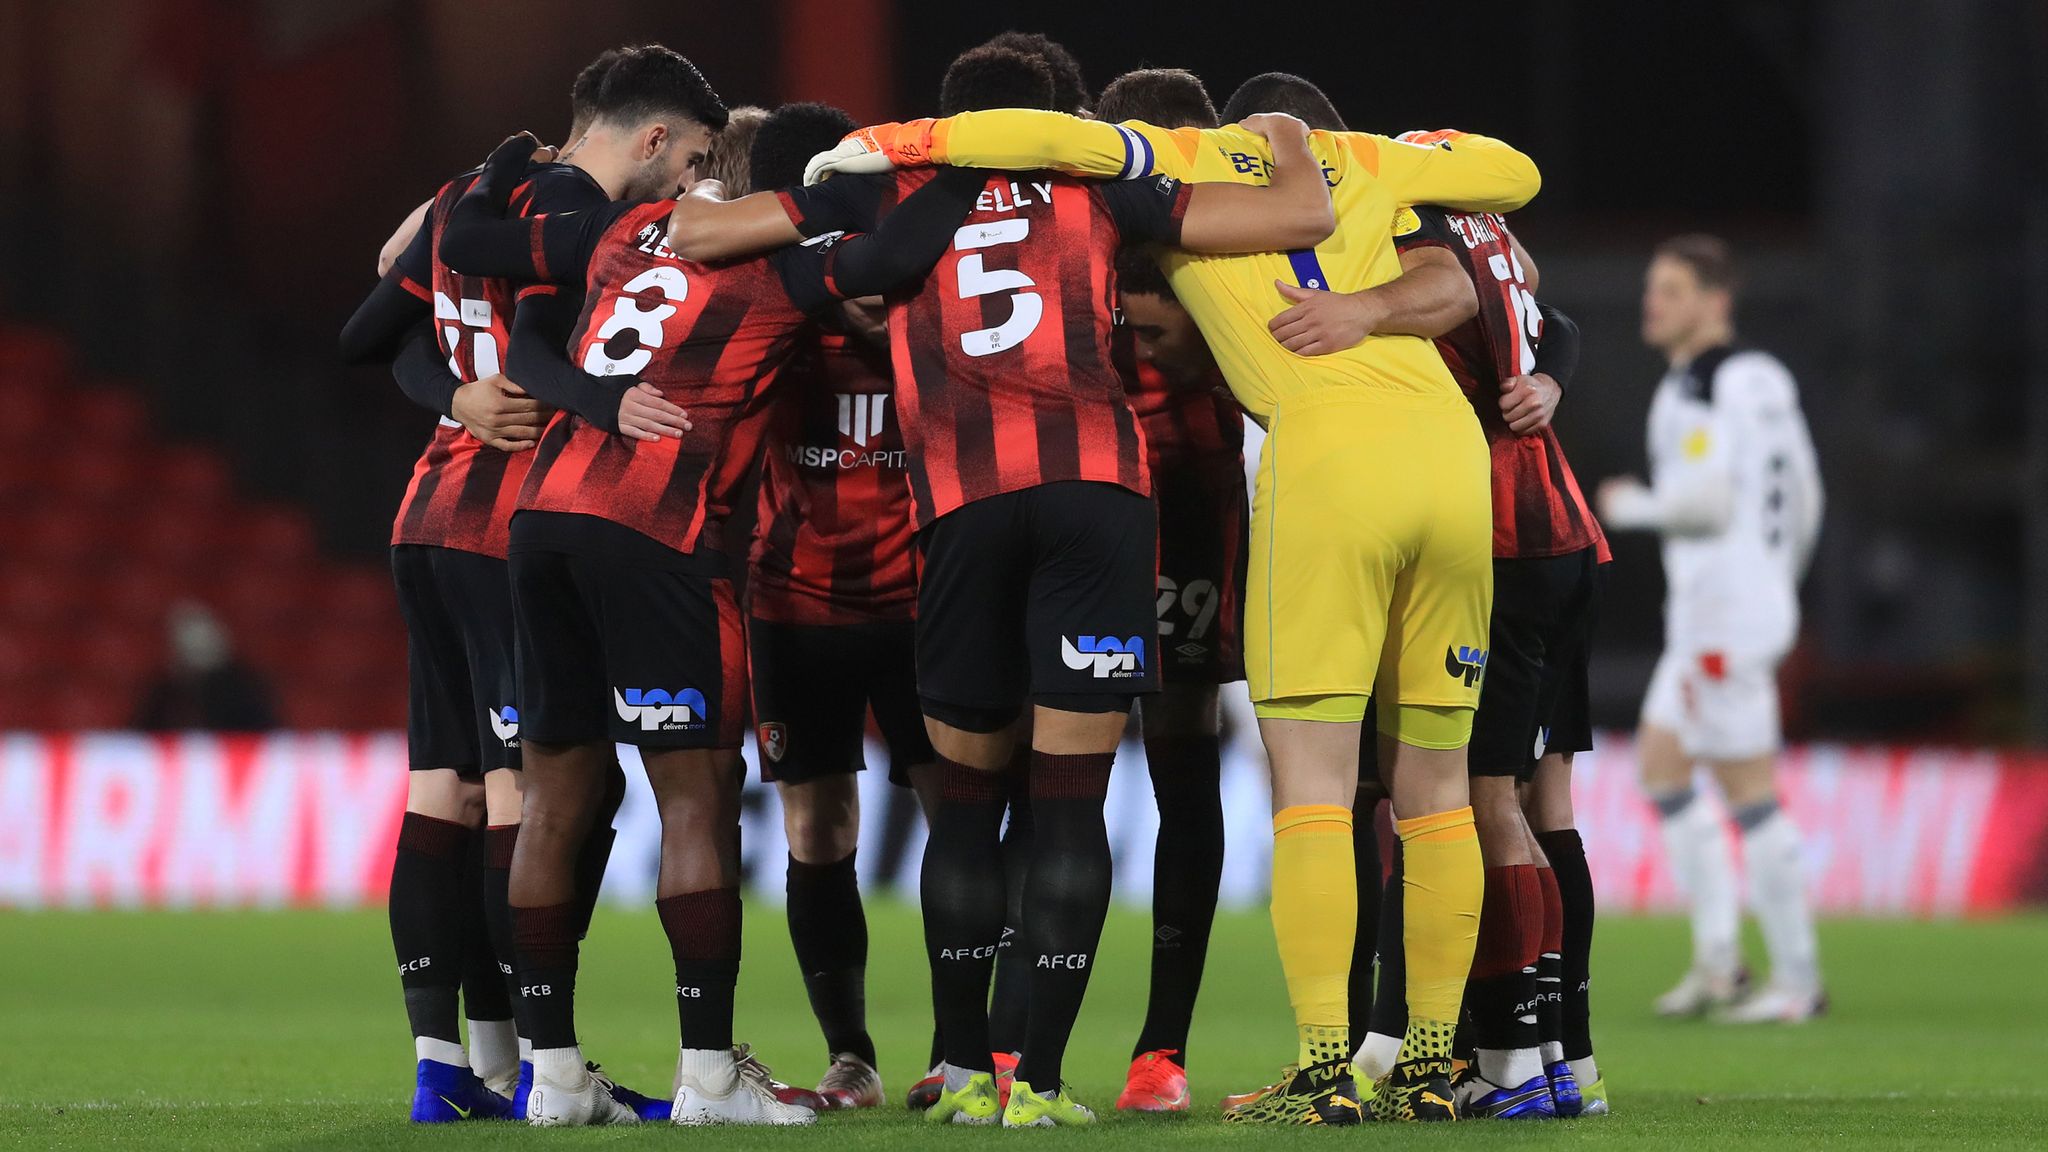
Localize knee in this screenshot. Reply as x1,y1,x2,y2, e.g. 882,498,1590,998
783,796,859,864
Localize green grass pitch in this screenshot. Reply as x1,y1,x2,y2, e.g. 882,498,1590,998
2,902,2043,1148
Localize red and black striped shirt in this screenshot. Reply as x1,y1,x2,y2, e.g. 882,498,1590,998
749,319,917,625
517,201,811,555
431,164,978,558
386,164,606,557
1395,207,1606,560
779,169,1192,528
1126,359,1244,478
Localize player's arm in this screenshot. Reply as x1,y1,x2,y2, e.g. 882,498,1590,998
1499,303,1579,435
438,134,617,283
807,110,1203,184
1170,114,1334,253
502,290,690,443
377,198,432,278
1600,387,1736,536
663,181,806,263
341,209,437,364
1376,129,1542,214
1267,206,1479,356
774,168,986,313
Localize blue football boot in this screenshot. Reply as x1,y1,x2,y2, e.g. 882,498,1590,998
1546,1060,1584,1117
1450,1066,1557,1119
411,1058,519,1122
589,1062,672,1122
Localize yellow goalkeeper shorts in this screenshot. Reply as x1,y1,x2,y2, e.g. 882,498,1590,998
1246,389,1493,726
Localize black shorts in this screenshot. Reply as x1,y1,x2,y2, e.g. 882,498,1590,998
508,511,746,751
916,481,1160,733
1153,465,1249,685
1468,547,1604,780
750,615,934,787
391,545,521,777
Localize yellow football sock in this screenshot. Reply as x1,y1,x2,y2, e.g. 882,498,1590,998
1270,804,1356,1069
1396,806,1482,1057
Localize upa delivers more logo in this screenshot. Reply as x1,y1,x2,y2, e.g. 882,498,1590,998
1445,645,1489,688
1062,635,1146,679
613,688,709,732
487,705,520,745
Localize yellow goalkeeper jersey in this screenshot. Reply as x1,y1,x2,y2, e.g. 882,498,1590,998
917,110,1541,422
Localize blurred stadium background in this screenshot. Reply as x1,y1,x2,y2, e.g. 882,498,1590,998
2,5,2048,1134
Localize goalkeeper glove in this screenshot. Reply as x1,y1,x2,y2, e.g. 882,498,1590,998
803,119,940,185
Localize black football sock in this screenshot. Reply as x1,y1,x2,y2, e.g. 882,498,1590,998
391,813,471,1053
1535,864,1565,1060
1367,840,1408,1041
571,759,627,939
1131,735,1223,1065
658,886,742,1051
922,757,1009,1073
512,901,581,1050
1347,800,1383,1047
1015,750,1115,1091
481,825,524,1036
787,850,875,1065
460,828,514,1025
1536,828,1597,1062
987,769,1033,1055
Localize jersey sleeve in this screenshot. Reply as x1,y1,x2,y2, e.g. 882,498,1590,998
338,271,432,364
777,174,890,238
389,208,436,300
774,167,985,313
440,196,633,285
923,110,1204,181
511,168,612,298
1098,174,1193,246
1391,205,1459,254
504,291,630,432
390,321,462,416
1361,131,1541,214
1531,303,1580,389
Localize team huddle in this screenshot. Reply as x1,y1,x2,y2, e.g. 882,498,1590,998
339,30,1822,1131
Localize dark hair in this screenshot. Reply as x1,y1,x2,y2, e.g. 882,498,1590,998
568,47,624,136
940,45,1055,116
1655,233,1741,293
701,106,769,197
586,44,729,132
980,31,1089,112
1116,249,1173,299
1220,71,1345,131
1095,68,1217,129
749,102,857,194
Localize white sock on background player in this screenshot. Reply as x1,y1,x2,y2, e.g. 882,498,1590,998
1735,802,1820,992
467,1017,518,1087
1655,787,1740,977
1352,1030,1402,1082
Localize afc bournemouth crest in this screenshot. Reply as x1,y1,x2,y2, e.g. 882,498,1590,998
758,722,788,764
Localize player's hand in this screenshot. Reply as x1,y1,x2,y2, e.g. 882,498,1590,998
1596,475,1648,520
1500,372,1562,435
803,120,939,184
616,381,693,443
451,374,547,452
805,135,896,185
1268,281,1382,356
1239,112,1311,143
484,131,543,176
